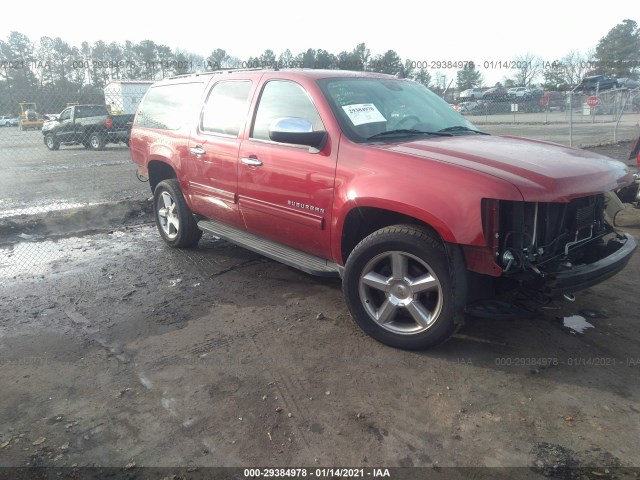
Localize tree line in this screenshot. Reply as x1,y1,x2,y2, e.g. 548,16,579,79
1,19,638,114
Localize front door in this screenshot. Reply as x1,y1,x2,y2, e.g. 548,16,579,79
56,108,74,142
238,79,336,259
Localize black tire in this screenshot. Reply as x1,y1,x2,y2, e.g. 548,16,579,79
343,225,467,350
153,179,202,248
45,133,60,151
82,140,91,149
88,132,105,151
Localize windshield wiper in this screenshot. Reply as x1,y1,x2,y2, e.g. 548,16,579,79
367,129,452,140
438,126,489,135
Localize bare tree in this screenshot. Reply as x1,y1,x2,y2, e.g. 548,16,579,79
511,53,543,87
561,49,594,86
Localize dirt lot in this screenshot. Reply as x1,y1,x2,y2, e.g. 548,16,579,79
0,140,639,477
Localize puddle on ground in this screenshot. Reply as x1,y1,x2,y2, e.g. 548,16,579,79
0,237,91,278
563,315,594,334
0,230,147,279
1,202,97,219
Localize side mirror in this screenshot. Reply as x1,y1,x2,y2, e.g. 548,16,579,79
269,117,327,151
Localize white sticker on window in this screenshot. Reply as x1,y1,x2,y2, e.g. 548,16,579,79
342,103,386,126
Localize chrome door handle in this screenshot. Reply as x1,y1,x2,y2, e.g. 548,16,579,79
190,146,205,156
241,157,263,166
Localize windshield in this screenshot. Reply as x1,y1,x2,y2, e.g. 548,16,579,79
316,77,479,143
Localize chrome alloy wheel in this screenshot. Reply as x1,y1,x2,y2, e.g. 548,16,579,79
157,191,180,240
358,251,443,335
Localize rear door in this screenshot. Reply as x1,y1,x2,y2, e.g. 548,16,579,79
186,76,258,228
237,78,336,259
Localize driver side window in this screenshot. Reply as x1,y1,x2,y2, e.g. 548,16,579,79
251,80,324,142
59,109,71,121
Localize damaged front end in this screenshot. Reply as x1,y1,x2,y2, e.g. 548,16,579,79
487,195,637,296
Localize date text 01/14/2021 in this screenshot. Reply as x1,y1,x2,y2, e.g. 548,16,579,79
243,468,391,477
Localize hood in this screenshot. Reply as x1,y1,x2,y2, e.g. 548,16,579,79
378,135,633,202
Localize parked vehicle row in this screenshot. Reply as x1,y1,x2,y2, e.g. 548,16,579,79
457,88,640,115
457,73,638,105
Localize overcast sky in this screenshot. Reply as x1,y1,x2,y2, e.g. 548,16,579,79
0,0,637,85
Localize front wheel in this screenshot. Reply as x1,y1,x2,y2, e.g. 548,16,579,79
343,225,467,350
45,133,60,150
88,133,105,151
153,179,202,248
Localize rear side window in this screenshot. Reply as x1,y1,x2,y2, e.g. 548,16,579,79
201,80,252,137
136,82,204,130
251,80,323,141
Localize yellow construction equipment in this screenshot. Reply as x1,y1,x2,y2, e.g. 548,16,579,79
18,102,44,130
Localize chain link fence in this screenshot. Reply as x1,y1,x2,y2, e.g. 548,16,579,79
0,84,153,280
454,87,640,147
1,73,639,279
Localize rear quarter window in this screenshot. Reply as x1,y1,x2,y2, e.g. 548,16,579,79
136,82,204,130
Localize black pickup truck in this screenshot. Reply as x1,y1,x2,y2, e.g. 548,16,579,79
42,105,134,151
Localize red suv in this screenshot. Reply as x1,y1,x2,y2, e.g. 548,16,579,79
131,70,636,350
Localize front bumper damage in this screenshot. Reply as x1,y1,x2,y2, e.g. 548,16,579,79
545,233,637,295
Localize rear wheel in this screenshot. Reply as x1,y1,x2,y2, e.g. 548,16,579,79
343,225,467,350
45,133,60,151
88,133,105,151
153,179,202,248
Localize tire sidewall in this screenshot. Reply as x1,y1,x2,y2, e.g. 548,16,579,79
89,133,104,151
153,179,201,248
45,134,59,150
343,228,461,350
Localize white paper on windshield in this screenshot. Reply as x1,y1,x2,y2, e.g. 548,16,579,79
342,104,386,126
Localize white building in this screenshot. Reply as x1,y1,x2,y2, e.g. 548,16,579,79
103,81,154,114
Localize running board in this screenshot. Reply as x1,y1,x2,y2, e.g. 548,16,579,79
197,219,341,277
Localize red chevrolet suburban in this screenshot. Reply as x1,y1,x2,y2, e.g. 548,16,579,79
130,69,636,350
